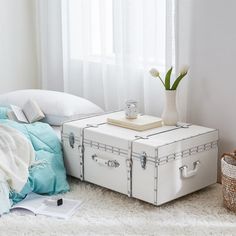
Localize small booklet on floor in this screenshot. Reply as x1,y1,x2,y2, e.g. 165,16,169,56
8,100,45,123
11,193,82,219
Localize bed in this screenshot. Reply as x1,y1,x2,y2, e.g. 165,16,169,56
52,126,62,140
0,90,103,215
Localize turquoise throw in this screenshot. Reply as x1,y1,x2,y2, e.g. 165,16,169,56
0,118,69,204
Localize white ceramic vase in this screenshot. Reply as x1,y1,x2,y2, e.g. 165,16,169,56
162,90,178,126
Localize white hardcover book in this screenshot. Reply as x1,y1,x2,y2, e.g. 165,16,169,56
107,114,163,131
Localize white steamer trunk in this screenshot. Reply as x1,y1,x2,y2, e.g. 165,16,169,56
62,111,218,205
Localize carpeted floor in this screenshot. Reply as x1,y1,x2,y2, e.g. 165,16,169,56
1,177,236,236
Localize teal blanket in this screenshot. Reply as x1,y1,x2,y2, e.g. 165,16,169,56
0,109,69,203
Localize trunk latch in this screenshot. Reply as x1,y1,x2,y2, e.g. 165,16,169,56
140,152,147,169
69,132,75,148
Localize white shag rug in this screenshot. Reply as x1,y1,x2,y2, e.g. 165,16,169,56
1,177,236,236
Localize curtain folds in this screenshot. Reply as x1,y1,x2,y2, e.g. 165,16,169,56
36,0,182,117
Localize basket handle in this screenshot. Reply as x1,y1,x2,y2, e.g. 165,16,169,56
221,149,236,160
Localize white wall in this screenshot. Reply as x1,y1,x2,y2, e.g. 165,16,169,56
178,0,236,179
0,0,38,94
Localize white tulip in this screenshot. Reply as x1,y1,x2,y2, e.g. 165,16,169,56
179,65,189,75
149,68,160,77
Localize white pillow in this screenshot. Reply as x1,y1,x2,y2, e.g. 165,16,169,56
0,90,104,125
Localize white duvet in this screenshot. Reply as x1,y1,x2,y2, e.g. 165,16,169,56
0,124,35,214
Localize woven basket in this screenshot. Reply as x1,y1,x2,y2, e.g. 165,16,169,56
221,150,236,212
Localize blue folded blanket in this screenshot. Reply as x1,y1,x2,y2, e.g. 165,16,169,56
0,107,69,204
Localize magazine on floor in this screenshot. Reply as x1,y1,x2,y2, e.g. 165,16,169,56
11,193,82,219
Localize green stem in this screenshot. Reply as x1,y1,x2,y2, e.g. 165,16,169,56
171,72,187,90
158,75,165,88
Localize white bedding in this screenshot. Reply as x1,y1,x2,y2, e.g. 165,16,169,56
52,126,62,140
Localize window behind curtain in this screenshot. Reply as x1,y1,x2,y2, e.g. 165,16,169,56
37,0,176,114
68,0,167,70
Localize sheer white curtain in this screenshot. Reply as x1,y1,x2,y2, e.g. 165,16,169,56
36,0,179,116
